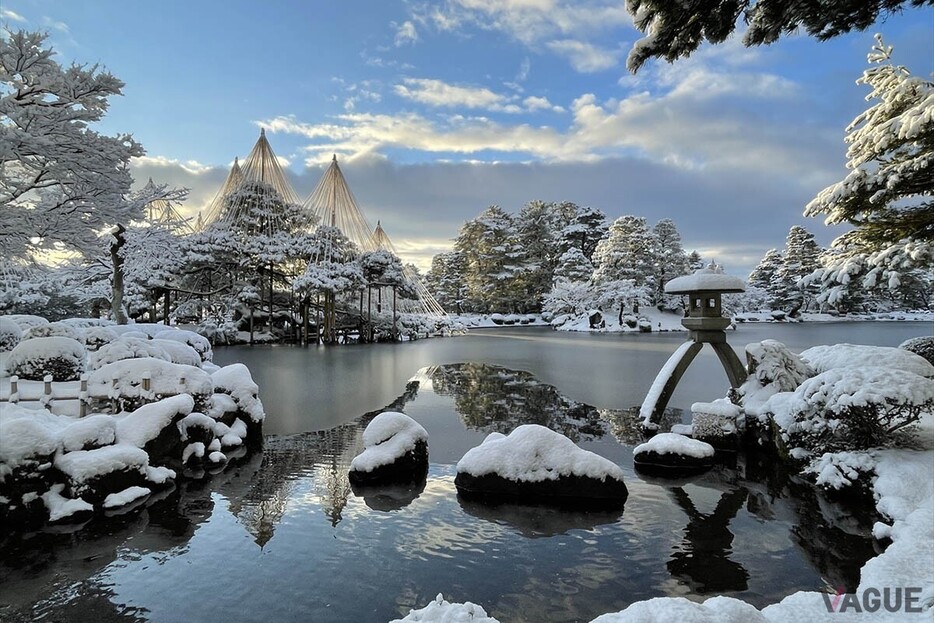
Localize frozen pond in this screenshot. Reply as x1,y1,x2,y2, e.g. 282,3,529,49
0,322,927,622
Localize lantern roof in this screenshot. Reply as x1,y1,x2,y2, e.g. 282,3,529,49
664,263,745,294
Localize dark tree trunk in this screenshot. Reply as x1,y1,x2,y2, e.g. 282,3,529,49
110,224,128,324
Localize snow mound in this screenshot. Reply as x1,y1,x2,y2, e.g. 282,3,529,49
664,265,745,293
111,323,171,338
41,484,93,522
591,596,767,623
633,433,715,459
6,336,86,381
81,326,119,351
457,425,624,482
210,363,265,422
21,322,80,341
115,394,195,448
103,486,151,509
54,443,148,485
6,315,48,331
87,358,212,410
154,329,213,362
351,411,428,473
61,414,116,453
801,343,934,378
391,593,500,623
150,338,202,367
0,405,61,467
89,337,171,370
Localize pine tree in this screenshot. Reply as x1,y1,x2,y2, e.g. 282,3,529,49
553,247,594,283
625,1,930,73
558,206,608,260
748,248,784,308
651,218,690,305
592,216,656,289
773,226,823,313
516,200,558,309
455,206,527,312
805,35,933,297
425,251,467,313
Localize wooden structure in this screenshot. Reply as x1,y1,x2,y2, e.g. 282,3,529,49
640,264,747,427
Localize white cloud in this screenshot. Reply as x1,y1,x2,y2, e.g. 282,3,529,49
516,56,531,82
394,20,418,46
546,39,619,72
1,8,26,22
40,17,69,33
394,77,510,110
131,155,213,175
523,95,564,113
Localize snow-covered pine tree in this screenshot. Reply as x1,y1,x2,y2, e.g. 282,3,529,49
773,226,823,313
553,247,594,283
651,218,690,306
516,200,559,309
425,251,467,313
454,206,527,312
625,0,930,72
558,205,608,261
0,30,184,262
591,216,656,289
748,248,784,308
805,35,933,300
687,250,705,271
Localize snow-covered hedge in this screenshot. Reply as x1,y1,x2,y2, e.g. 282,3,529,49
6,336,86,381
900,335,934,365
88,337,171,371
150,339,202,367
154,329,213,362
6,314,48,331
800,343,934,378
765,366,934,461
0,316,23,352
110,323,171,338
81,326,119,352
735,340,813,421
21,321,81,342
87,357,212,412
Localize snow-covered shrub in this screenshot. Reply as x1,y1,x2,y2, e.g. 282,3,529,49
765,366,934,459
6,336,86,381
81,326,119,352
21,321,81,342
0,316,23,352
150,339,202,367
58,318,115,330
89,337,171,371
804,451,877,491
87,357,213,413
801,343,934,378
196,319,238,345
900,336,934,366
6,314,48,331
154,329,213,362
735,340,813,420
111,323,169,338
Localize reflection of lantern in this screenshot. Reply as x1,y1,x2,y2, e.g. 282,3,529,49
640,264,748,427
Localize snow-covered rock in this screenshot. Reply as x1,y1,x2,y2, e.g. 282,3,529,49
800,343,934,378
0,404,60,469
591,596,768,623
6,336,86,381
349,411,428,485
633,433,715,472
103,485,151,510
115,394,195,451
391,593,500,623
455,425,628,506
54,443,150,503
41,484,93,524
208,363,265,443
900,335,934,365
61,414,117,452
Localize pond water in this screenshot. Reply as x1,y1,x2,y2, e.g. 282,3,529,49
1,322,928,623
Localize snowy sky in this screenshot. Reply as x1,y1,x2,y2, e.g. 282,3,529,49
3,1,932,274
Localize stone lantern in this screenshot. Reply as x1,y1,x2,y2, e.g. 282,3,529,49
640,263,748,427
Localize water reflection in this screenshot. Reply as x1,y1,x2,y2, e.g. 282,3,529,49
667,487,749,593
0,361,885,623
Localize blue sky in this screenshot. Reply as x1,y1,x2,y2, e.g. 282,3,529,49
2,0,932,273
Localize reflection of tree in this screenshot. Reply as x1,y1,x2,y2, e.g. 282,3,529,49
667,486,749,593
429,363,607,441
599,407,683,444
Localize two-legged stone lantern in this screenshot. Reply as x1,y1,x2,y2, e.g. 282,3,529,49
640,264,747,428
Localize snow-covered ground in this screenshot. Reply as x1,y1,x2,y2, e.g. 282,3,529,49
453,309,934,334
